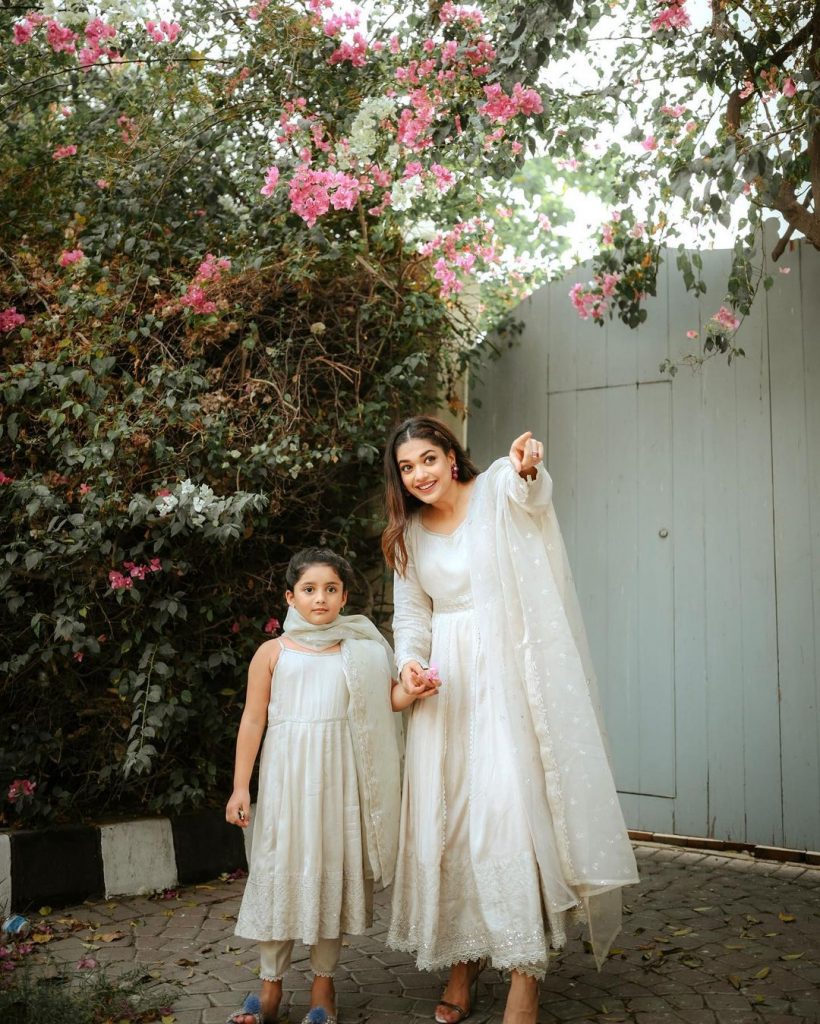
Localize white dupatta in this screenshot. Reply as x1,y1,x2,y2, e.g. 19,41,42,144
283,607,401,886
468,460,639,968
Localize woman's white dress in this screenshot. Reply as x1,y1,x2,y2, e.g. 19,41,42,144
388,464,638,974
235,645,371,944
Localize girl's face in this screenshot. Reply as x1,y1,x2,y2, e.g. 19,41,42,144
286,564,347,625
395,438,456,505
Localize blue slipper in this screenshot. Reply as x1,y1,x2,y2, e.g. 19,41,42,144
227,993,275,1024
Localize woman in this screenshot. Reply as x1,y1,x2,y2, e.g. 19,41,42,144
382,415,638,1024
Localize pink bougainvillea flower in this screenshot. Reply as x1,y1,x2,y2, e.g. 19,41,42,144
781,77,797,97
260,165,280,197
13,20,35,45
145,20,181,43
660,103,686,118
641,135,657,151
180,286,217,314
58,248,85,267
73,651,84,662
196,253,231,281
600,272,621,297
778,266,791,274
739,80,755,99
439,1,483,30
231,622,241,634
45,19,78,53
76,956,98,970
156,487,172,496
249,0,272,19
79,483,92,495
601,223,614,245
328,31,368,67
0,471,14,485
430,163,455,192
8,779,37,801
118,114,139,145
686,329,699,339
52,144,78,160
712,305,740,332
263,617,281,634
650,0,691,32
108,570,133,590
96,178,109,189
0,308,26,332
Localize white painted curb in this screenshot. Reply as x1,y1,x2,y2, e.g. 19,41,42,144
100,818,177,898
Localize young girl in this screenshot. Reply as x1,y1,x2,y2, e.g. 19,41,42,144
225,547,423,1024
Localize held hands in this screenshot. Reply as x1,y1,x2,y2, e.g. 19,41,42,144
509,431,544,478
401,660,441,701
226,788,251,828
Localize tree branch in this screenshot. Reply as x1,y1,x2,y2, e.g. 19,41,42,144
770,182,820,253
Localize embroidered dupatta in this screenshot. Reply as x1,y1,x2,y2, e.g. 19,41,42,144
469,459,638,967
283,607,401,887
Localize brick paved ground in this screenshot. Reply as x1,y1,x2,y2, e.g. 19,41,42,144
20,843,820,1024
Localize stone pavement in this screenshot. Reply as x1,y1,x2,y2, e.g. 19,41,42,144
21,843,820,1024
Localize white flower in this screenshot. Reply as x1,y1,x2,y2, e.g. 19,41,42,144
390,176,423,212
155,495,178,516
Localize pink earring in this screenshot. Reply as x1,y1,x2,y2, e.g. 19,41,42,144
451,462,459,480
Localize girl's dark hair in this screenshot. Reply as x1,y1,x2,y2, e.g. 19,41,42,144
285,547,355,593
381,415,480,575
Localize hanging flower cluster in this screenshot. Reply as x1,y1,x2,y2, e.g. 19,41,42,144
650,0,691,33
255,0,544,300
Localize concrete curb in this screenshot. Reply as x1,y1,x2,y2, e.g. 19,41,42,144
1,808,248,913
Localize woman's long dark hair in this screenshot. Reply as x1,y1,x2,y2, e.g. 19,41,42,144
381,415,480,575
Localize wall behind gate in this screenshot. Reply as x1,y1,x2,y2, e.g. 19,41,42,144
468,229,820,850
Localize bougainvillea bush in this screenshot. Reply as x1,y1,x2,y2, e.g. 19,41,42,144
0,0,570,823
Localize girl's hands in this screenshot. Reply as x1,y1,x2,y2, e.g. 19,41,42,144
226,788,251,828
509,431,544,478
402,660,440,699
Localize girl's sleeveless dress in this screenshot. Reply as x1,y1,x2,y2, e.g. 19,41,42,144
235,644,371,945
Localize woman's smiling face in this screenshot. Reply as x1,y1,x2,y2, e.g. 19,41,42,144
395,438,455,505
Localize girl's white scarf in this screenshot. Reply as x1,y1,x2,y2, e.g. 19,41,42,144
283,606,401,887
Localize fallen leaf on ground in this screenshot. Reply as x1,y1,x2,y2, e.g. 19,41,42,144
38,906,52,916
671,927,692,936
175,958,198,967
97,931,126,942
780,952,804,960
755,966,770,980
728,975,742,989
778,912,796,923
32,933,54,944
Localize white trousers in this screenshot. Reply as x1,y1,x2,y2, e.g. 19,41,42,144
259,936,342,982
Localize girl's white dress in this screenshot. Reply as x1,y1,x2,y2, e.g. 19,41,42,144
388,461,639,974
235,644,371,944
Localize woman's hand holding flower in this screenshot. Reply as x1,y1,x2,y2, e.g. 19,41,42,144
402,660,440,699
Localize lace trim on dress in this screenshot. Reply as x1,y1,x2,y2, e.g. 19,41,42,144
388,849,571,976
236,871,371,946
